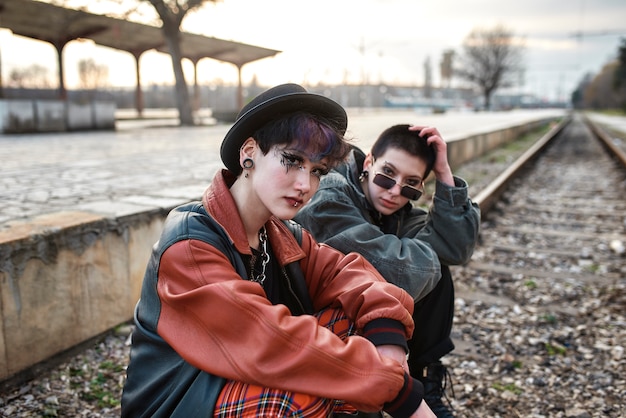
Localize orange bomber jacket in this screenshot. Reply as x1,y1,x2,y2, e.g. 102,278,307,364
121,169,423,418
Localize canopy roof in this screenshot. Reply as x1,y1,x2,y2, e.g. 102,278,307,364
0,0,280,66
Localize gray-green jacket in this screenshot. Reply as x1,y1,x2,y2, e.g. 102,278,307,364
294,147,481,301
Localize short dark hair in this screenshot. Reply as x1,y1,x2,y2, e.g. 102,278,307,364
253,111,350,168
371,124,436,178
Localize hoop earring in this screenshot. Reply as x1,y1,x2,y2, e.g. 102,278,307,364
359,170,369,183
243,158,254,169
242,158,254,178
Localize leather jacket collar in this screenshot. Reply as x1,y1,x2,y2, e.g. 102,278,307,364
202,169,305,265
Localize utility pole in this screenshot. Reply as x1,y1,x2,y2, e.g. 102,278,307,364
0,31,3,99
353,36,381,108
359,37,366,108
424,56,432,98
440,49,454,89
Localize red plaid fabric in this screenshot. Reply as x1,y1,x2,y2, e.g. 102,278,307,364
214,308,358,417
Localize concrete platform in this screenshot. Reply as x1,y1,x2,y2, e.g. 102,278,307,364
0,108,567,227
0,107,566,382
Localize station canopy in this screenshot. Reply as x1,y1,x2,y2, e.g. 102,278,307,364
0,0,281,110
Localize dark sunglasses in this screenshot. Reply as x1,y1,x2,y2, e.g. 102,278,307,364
373,172,423,200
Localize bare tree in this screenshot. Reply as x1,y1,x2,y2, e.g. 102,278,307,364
455,25,525,110
143,0,219,126
78,58,109,90
8,64,53,88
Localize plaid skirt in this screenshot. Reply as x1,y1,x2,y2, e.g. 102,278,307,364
213,307,358,417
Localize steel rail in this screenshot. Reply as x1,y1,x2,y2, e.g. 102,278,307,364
473,113,572,217
582,114,626,168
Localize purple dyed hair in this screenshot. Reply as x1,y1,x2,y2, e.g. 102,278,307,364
252,111,350,168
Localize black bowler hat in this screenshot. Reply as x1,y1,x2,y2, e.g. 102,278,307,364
220,83,348,173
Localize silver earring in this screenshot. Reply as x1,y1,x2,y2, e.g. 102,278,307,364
359,171,369,183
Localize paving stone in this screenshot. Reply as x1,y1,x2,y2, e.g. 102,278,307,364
0,109,570,227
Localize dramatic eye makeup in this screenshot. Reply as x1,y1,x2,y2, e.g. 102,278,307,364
279,151,304,173
279,150,329,178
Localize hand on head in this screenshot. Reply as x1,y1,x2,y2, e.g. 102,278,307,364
408,125,454,186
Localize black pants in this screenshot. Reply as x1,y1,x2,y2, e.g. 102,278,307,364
407,265,455,376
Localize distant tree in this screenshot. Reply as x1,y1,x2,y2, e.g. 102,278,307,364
8,64,53,88
455,25,525,110
571,73,593,109
614,38,626,87
614,37,626,110
584,61,623,109
78,58,109,90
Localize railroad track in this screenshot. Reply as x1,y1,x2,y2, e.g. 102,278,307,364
1,112,624,417
448,112,626,417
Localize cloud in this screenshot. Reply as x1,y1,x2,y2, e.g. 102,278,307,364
2,0,624,100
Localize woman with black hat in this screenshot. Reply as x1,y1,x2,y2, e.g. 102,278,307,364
121,83,435,418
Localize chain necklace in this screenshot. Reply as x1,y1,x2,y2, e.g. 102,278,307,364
250,227,270,284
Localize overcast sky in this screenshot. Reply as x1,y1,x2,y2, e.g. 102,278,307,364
1,0,625,102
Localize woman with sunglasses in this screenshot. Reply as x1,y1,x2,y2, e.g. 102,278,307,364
295,124,480,417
